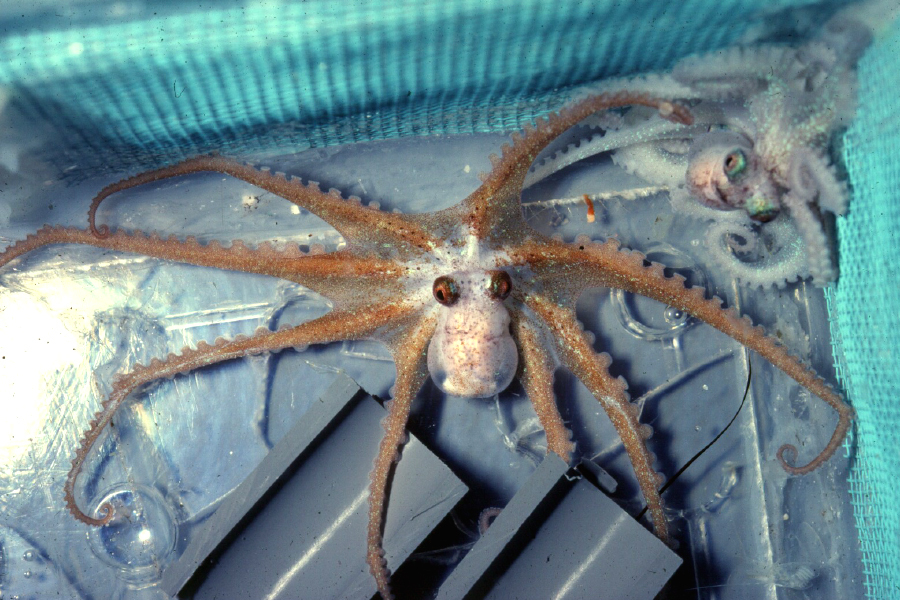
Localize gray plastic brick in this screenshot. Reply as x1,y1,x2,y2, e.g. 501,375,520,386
162,374,468,599
437,455,681,600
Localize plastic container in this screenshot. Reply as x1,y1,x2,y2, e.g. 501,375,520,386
0,1,871,599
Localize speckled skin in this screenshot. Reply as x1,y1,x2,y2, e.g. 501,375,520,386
427,269,519,398
0,91,852,600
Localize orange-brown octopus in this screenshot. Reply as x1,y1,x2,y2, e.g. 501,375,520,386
0,91,852,599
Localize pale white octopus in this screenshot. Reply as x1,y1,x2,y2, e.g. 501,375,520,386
524,13,872,287
677,44,858,284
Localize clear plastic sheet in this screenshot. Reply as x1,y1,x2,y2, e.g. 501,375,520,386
0,124,862,598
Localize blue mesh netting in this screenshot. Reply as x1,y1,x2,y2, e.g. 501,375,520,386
835,17,900,599
0,0,849,175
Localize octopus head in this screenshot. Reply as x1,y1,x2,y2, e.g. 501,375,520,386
687,131,780,222
426,269,518,398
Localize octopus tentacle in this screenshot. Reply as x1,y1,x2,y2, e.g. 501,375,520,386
704,215,809,289
523,294,667,542
65,303,419,527
672,45,800,99
0,226,404,295
779,191,836,285
525,100,747,190
509,308,575,462
525,119,707,190
788,146,849,215
575,73,697,104
611,141,690,188
366,314,437,600
465,92,693,240
515,237,852,474
88,154,441,255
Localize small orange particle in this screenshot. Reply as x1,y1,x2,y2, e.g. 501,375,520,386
583,194,596,223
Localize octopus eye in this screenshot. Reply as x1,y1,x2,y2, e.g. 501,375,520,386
723,149,747,180
488,270,512,300
432,276,459,306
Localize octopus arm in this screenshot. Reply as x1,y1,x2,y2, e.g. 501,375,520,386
64,303,420,527
575,73,697,104
525,117,714,190
366,313,437,600
672,45,800,99
465,92,692,241
779,148,847,285
520,237,852,475
788,146,849,215
524,89,755,191
704,216,810,289
780,190,837,285
509,308,576,461
88,155,442,256
0,225,405,297
523,294,668,543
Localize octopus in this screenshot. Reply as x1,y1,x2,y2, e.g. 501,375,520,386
523,13,870,288
0,90,853,600
675,35,860,285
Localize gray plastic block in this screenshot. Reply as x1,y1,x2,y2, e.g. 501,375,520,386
162,374,468,599
437,455,681,600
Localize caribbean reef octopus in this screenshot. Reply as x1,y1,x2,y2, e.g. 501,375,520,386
0,90,852,599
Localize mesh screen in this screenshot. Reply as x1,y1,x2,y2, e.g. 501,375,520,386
835,17,900,598
0,0,847,175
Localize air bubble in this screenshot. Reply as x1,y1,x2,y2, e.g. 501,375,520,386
87,484,177,584
664,307,686,324
22,550,34,561
610,243,707,341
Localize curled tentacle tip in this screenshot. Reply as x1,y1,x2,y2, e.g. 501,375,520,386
96,501,116,525
91,223,111,239
776,443,813,475
70,500,116,527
